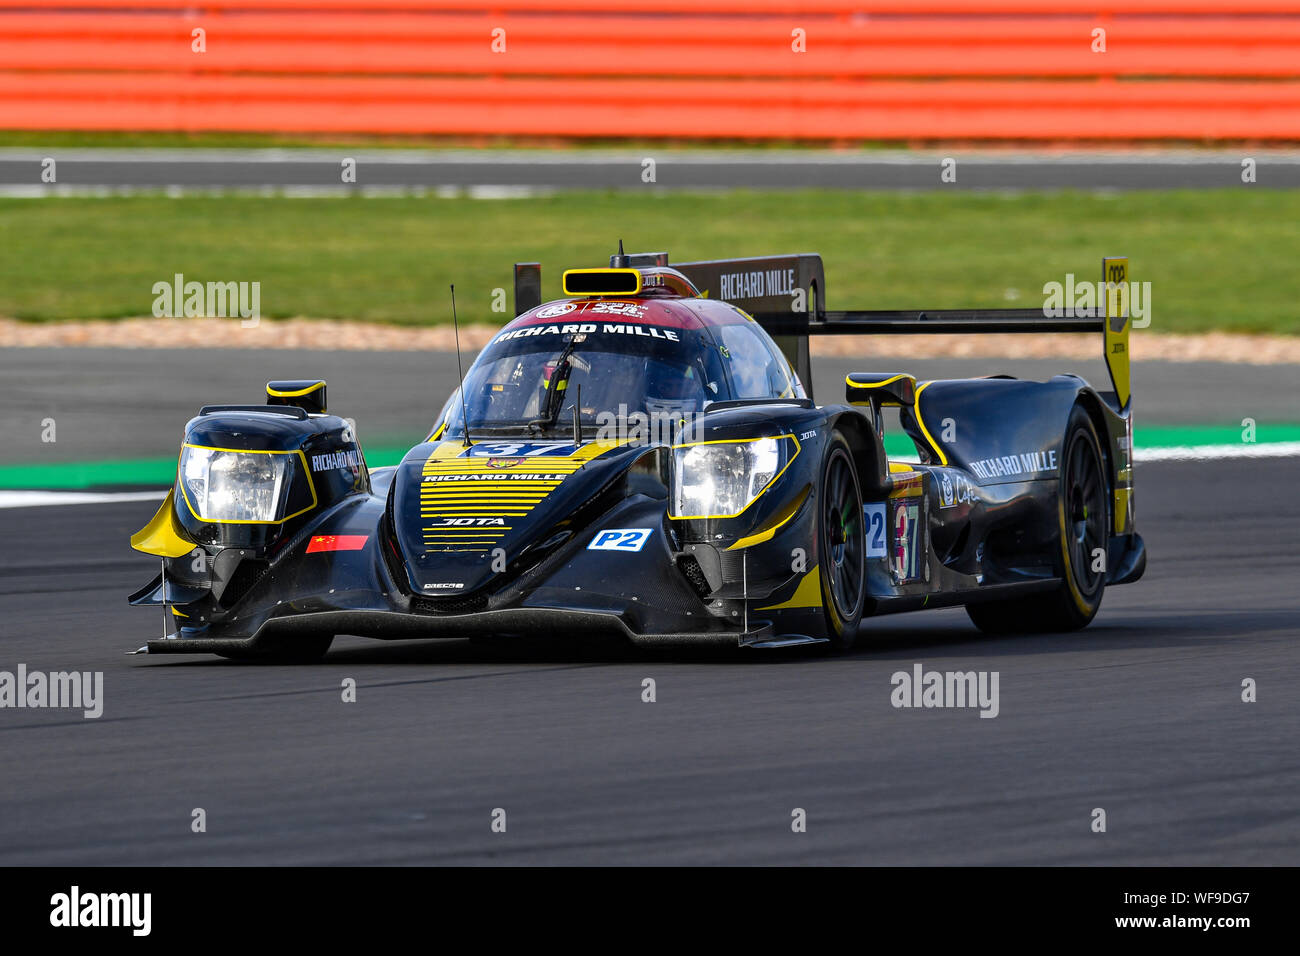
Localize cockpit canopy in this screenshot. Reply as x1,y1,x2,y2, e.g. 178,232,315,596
437,301,804,439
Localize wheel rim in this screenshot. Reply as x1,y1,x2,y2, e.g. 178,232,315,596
1064,431,1107,596
822,450,865,620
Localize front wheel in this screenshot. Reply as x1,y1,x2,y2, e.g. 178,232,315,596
967,405,1109,634
818,433,866,650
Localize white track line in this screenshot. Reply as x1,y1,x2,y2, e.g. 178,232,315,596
0,490,166,509
1,442,1296,509
1134,441,1300,462
0,185,555,199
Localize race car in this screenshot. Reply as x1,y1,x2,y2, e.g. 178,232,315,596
128,248,1145,659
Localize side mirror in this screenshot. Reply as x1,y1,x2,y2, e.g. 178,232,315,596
845,373,916,408
845,372,917,438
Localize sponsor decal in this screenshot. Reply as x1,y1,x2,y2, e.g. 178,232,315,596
864,502,887,558
589,301,646,316
890,472,925,498
938,471,977,509
800,429,817,440
496,322,594,342
494,323,678,343
968,449,1058,482
487,457,527,469
588,528,653,552
719,267,796,301
423,582,465,590
423,473,569,482
306,534,368,553
311,449,362,473
535,303,577,318
598,323,678,340
428,518,506,527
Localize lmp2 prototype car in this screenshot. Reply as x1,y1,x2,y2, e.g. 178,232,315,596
129,248,1144,660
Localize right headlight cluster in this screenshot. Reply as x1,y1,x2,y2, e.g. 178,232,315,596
178,445,315,524
670,435,797,519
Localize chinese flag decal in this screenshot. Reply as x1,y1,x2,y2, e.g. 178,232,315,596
306,534,368,553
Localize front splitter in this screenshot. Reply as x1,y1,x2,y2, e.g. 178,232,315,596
140,606,781,654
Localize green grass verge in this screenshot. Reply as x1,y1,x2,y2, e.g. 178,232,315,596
2,190,1299,333
3,426,1298,490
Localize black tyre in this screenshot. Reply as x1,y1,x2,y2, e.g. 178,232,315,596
967,405,1109,634
818,432,867,649
217,635,334,663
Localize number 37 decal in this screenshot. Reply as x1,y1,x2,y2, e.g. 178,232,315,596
864,501,924,583
589,528,653,552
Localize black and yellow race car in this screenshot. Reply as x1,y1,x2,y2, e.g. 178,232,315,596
129,249,1145,659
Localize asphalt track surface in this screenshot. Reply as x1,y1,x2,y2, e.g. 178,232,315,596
0,350,1298,864
0,453,1297,865
3,149,1300,192
4,349,1298,466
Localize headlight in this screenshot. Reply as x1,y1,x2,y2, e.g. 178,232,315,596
671,436,796,519
179,445,312,523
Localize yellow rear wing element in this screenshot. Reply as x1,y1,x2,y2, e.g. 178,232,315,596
1102,256,1131,408
130,490,195,559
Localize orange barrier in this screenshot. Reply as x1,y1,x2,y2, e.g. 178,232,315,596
2,1,1298,11
2,3,1298,140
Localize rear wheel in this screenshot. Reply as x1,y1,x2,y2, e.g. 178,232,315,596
966,405,1109,634
818,433,866,650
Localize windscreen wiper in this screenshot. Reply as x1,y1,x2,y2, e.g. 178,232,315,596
527,334,585,433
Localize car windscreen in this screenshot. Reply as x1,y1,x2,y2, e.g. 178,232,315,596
441,323,728,437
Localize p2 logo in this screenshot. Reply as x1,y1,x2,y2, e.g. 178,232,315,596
588,528,653,552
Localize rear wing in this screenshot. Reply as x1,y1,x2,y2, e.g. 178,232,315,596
512,254,1132,410
746,256,1132,411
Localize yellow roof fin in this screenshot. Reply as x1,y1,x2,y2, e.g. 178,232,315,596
562,268,642,297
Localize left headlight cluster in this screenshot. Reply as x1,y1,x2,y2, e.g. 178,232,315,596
671,436,797,519
178,445,314,523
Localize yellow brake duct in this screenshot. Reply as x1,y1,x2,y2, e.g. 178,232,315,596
130,490,195,558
